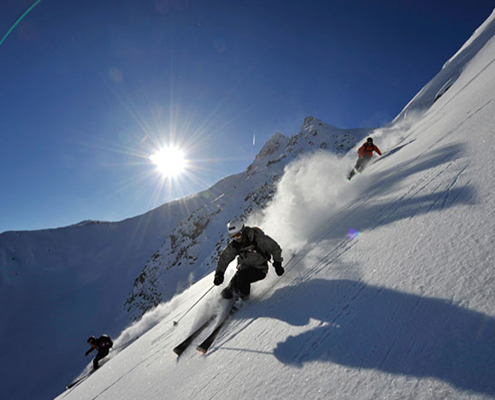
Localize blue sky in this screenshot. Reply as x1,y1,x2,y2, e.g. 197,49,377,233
0,0,493,233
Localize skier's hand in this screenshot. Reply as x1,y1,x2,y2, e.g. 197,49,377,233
273,261,284,276
214,272,224,286
85,350,91,356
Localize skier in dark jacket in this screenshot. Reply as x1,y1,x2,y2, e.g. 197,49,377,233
86,334,113,370
347,137,382,180
213,219,284,301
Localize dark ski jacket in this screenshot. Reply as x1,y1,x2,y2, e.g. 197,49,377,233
216,227,283,275
86,335,113,356
358,142,382,158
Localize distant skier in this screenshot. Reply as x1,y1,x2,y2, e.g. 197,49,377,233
347,137,382,180
85,334,113,370
213,219,284,301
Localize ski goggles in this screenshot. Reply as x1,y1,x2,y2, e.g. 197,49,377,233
229,231,243,240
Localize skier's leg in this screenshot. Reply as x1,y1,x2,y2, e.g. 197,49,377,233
221,284,234,299
348,168,356,180
361,157,371,171
221,274,237,299
355,158,365,172
234,267,267,299
222,271,240,299
93,349,109,370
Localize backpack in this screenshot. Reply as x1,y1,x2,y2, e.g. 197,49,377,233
99,334,113,349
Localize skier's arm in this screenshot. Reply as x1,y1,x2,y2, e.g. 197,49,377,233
267,237,283,264
214,245,237,285
357,145,365,158
216,244,237,275
257,233,283,263
85,345,96,356
262,234,284,276
374,145,382,156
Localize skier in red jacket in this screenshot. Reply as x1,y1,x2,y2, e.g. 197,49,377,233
347,137,382,180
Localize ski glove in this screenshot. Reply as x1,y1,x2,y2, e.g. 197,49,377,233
273,261,284,276
214,272,224,286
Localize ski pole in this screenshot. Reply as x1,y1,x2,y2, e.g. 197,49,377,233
173,285,215,326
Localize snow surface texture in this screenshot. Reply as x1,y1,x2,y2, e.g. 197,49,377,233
0,119,368,399
3,8,495,400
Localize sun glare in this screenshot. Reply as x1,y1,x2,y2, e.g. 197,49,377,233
149,146,187,178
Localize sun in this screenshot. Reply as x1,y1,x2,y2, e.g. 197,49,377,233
149,146,187,178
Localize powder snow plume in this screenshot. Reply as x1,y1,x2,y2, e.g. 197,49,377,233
250,150,360,254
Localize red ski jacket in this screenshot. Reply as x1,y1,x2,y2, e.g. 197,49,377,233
358,142,382,158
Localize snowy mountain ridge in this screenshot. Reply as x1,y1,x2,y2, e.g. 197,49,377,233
124,118,371,320
0,116,369,400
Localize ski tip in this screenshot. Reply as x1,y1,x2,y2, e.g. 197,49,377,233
66,378,83,389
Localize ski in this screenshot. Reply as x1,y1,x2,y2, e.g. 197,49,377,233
196,301,242,354
66,371,92,389
67,377,84,390
65,352,112,390
173,314,217,356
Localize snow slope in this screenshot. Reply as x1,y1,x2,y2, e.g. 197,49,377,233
53,9,495,400
123,119,369,321
0,104,368,399
0,121,369,400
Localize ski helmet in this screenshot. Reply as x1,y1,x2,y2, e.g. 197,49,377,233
227,219,244,238
367,137,373,144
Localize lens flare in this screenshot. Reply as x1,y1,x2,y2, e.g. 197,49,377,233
347,228,361,240
0,0,43,49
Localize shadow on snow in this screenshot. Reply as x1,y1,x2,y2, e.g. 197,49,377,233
256,279,495,396
315,143,476,243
